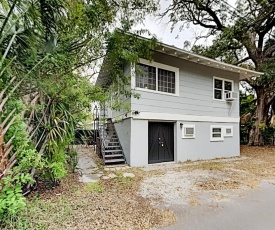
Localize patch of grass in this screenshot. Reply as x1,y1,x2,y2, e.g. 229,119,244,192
2,145,177,230
113,173,134,187
188,161,226,171
0,213,30,230
84,182,103,193
25,197,73,229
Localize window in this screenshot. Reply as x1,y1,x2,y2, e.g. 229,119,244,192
224,126,233,137
135,59,179,95
158,68,175,94
182,124,195,138
210,126,224,141
136,64,156,90
213,77,233,100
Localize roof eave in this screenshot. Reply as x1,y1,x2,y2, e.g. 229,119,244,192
155,44,263,79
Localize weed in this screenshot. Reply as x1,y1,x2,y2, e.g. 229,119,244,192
188,161,225,171
84,182,103,193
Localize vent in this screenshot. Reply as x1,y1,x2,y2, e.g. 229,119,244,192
226,128,232,134
182,124,195,138
185,127,194,136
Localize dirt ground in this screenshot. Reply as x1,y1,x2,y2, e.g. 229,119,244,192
140,146,275,207
19,145,275,230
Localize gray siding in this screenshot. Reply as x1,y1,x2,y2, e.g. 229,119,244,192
131,52,240,118
114,118,131,164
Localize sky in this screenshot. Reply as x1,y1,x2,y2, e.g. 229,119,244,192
91,0,238,84
139,0,237,50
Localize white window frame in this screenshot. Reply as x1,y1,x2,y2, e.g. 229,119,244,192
213,77,234,101
134,58,180,96
182,124,195,139
210,125,224,142
223,126,233,137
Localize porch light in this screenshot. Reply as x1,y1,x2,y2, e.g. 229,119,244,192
180,123,183,128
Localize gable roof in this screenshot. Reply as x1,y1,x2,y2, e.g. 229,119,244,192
97,37,263,86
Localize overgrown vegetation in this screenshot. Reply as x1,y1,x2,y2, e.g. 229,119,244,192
0,0,158,225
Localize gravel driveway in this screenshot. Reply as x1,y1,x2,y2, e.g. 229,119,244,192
139,146,275,230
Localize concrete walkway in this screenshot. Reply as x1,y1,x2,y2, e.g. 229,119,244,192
160,180,275,230
75,146,132,182
76,146,102,183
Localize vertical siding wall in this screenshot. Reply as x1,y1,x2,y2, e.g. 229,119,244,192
131,52,240,118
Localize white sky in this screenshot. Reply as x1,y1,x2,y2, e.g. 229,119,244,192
90,0,238,84
138,0,237,49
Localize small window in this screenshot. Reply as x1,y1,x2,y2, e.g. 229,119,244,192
214,79,223,100
136,64,156,90
158,68,175,94
182,124,195,138
213,77,234,100
224,126,233,137
210,126,224,141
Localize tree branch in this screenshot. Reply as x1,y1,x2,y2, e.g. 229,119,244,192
233,57,250,65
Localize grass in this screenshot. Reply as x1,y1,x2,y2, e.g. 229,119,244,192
187,161,226,171
2,161,175,230
84,182,103,193
5,146,275,229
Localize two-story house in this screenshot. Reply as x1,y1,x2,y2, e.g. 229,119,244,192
96,38,262,166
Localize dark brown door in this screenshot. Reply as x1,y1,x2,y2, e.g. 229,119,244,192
148,122,174,164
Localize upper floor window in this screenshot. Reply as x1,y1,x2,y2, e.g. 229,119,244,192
135,59,179,95
136,64,156,90
213,77,233,100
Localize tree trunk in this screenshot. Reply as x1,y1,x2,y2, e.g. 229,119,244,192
248,87,269,146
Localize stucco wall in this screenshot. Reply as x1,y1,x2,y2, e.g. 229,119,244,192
114,118,131,164
130,119,148,166
176,121,240,162
124,119,239,167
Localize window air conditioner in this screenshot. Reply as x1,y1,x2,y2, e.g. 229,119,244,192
225,91,238,101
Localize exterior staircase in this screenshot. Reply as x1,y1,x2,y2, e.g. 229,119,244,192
97,119,126,165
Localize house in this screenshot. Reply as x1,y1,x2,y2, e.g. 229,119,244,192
96,37,262,166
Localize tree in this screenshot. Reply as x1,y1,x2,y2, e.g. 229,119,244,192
162,0,275,145
0,0,158,219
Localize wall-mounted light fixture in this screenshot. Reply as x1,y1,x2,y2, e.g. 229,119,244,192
180,123,183,128
132,111,140,115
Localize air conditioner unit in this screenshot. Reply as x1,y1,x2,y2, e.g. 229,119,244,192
225,91,238,101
